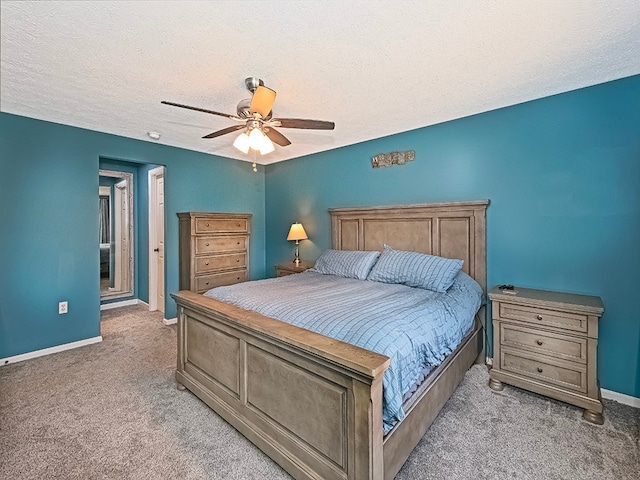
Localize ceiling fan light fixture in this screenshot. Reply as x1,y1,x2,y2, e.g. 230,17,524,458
163,77,334,156
233,132,250,154
248,127,265,150
259,135,275,155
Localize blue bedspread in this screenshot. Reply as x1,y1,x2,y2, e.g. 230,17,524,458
205,270,482,431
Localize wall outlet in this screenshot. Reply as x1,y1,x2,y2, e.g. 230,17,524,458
58,301,68,314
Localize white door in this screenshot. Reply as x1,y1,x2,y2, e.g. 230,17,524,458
148,167,165,313
156,174,165,314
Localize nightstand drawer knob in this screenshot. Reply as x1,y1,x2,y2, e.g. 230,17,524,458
536,340,543,346
205,262,209,265
206,243,210,246
536,367,543,373
536,314,543,320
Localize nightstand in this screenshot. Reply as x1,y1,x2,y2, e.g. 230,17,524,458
275,261,314,277
488,286,604,424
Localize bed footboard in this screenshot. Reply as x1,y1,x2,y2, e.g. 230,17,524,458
172,290,391,480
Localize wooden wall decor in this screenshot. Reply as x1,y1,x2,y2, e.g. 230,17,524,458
371,150,415,168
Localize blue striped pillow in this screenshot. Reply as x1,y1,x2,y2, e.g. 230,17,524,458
367,246,463,292
310,249,380,280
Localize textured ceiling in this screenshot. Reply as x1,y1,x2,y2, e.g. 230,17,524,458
2,1,640,165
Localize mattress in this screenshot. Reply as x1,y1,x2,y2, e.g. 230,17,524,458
205,270,482,431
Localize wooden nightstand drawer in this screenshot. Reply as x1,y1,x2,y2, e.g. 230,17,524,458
501,323,587,364
196,271,247,293
499,303,588,333
195,236,247,255
501,349,587,393
275,261,314,277
276,269,296,277
196,253,246,274
195,218,248,234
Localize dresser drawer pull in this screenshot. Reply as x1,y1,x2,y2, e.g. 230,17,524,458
206,223,210,227
237,241,241,245
205,261,210,266
536,340,543,346
237,223,241,227
205,243,210,246
236,259,240,262
536,367,543,373
536,314,543,320
205,282,210,286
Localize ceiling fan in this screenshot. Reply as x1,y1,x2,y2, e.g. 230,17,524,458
162,77,335,156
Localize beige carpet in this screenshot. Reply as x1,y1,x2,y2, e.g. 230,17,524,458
0,304,638,479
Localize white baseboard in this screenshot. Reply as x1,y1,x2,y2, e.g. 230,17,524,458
602,389,640,408
100,299,147,311
163,317,177,325
1,336,103,366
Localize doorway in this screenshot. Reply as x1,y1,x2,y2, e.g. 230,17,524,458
148,166,165,314
99,169,134,301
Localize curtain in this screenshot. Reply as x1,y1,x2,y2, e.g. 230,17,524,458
99,196,110,244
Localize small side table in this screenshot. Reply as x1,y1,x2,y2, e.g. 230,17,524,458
488,286,604,423
275,261,314,277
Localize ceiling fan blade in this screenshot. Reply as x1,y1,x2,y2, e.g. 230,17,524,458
276,118,335,130
264,127,291,147
161,101,234,118
202,124,245,139
249,86,276,118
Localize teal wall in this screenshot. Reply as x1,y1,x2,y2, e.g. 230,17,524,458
0,112,266,359
264,75,640,398
1,75,638,399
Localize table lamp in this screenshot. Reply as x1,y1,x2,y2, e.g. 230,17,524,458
287,223,308,266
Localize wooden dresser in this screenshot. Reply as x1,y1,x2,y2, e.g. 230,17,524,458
488,286,604,423
178,212,251,294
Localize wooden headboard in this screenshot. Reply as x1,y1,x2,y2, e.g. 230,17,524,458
329,200,489,294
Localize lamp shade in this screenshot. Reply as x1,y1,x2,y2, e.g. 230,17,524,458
248,128,265,150
287,223,308,241
259,135,275,155
233,132,250,154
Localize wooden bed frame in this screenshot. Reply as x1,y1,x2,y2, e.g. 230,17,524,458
172,200,489,479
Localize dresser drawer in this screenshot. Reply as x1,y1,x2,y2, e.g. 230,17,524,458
196,254,246,274
500,323,587,364
195,218,248,234
195,236,247,255
499,303,588,333
196,271,247,293
501,349,587,393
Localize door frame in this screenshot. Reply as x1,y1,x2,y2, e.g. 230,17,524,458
148,166,165,312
